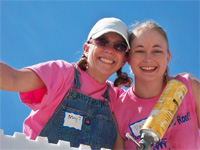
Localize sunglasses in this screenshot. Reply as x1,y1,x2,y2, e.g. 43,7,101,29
90,37,128,53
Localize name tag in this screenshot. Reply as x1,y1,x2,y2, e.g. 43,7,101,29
63,111,83,131
129,118,147,137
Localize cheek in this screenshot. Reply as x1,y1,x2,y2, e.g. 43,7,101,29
128,58,139,74
155,53,169,64
87,51,96,64
157,58,169,73
116,52,125,63
163,56,170,65
129,54,140,66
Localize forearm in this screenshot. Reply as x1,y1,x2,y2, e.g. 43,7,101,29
0,62,45,92
0,62,18,91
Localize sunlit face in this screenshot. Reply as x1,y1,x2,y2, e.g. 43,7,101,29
129,29,171,83
84,32,127,79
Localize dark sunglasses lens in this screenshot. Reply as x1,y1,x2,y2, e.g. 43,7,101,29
95,37,108,46
114,43,127,52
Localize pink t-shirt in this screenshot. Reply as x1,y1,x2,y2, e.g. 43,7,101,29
114,74,200,149
19,60,124,140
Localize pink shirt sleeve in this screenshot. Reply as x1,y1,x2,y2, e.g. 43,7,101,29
19,60,75,111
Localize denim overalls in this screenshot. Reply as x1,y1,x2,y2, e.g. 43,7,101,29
39,67,117,150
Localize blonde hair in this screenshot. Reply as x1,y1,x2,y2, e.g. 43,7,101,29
130,20,170,83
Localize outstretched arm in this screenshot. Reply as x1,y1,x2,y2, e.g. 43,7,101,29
190,76,200,129
0,62,45,92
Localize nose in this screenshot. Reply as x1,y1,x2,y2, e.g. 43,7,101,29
104,44,115,54
144,53,153,63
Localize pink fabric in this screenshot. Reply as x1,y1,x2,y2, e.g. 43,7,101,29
19,60,124,140
114,73,200,149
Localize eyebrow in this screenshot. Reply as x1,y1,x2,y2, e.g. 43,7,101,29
134,44,162,48
135,45,144,48
153,44,162,48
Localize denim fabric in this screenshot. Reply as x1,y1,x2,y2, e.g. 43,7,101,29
39,67,117,150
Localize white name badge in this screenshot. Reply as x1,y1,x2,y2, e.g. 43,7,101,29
129,118,147,137
63,111,83,131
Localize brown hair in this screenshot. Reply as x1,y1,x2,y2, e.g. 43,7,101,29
77,53,133,87
130,20,170,83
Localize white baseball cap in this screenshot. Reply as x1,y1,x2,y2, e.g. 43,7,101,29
87,17,130,49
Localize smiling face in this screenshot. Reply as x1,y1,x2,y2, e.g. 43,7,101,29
83,32,126,83
129,28,171,83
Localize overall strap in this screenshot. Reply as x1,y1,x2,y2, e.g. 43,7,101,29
73,65,110,102
73,66,81,89
102,83,111,102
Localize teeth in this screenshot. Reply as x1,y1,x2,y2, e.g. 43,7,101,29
141,67,156,70
100,58,113,64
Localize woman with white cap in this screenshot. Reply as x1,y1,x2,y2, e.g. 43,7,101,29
0,17,132,149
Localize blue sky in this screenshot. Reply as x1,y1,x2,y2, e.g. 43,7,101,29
0,1,199,136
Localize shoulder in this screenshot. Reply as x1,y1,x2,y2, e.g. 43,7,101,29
26,60,76,72
174,73,190,81
173,73,192,90
106,80,126,94
175,73,200,103
41,60,74,69
174,73,199,88
189,75,200,100
24,60,77,87
189,75,200,89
